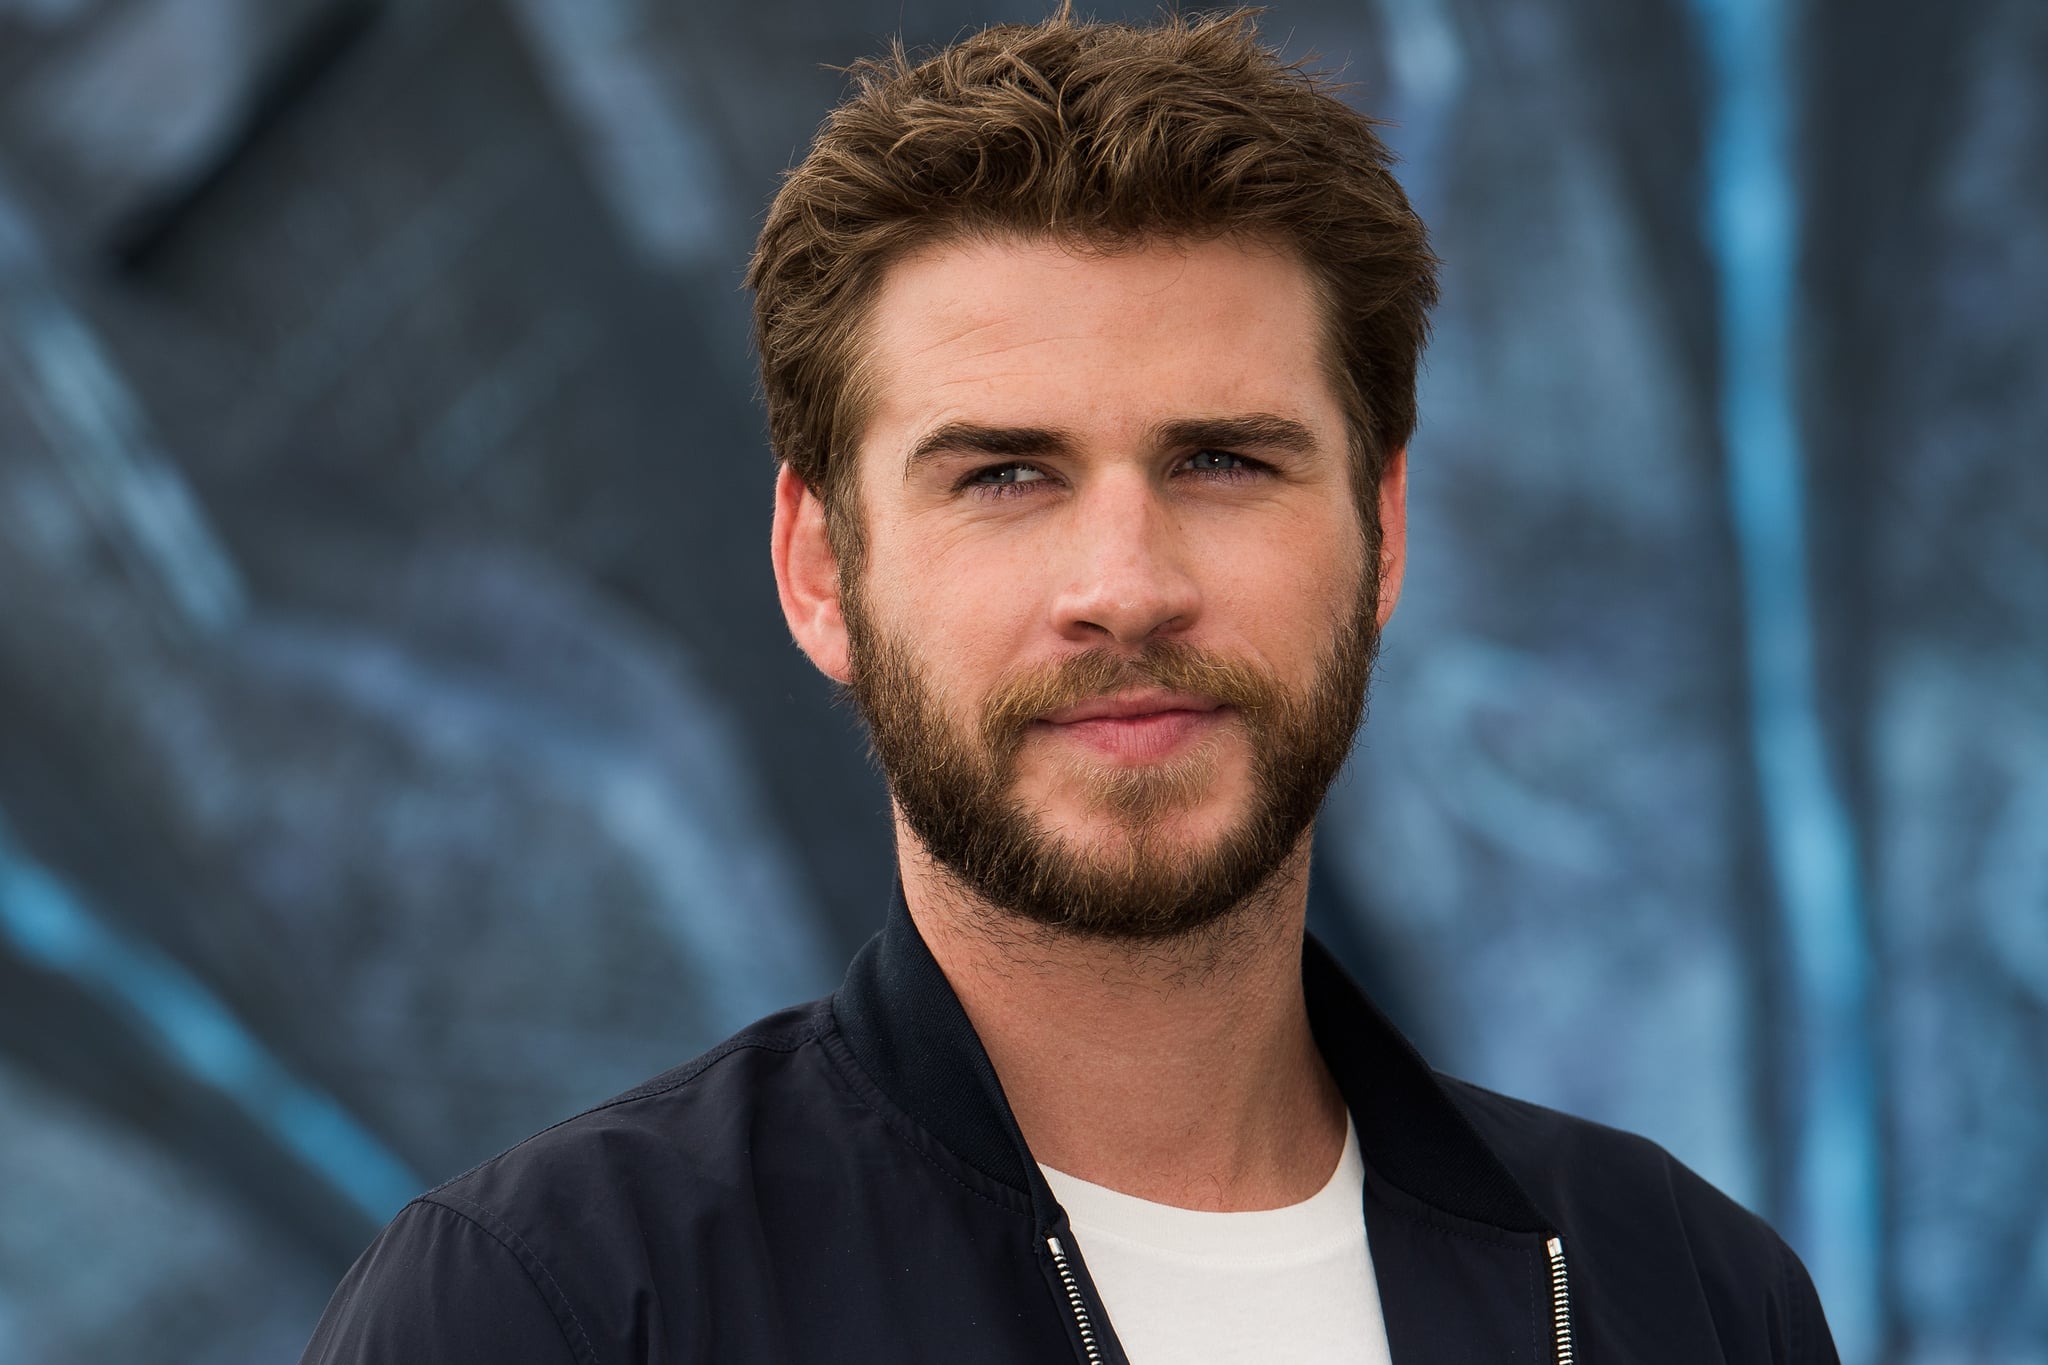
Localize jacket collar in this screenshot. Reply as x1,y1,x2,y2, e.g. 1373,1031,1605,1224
832,883,1549,1236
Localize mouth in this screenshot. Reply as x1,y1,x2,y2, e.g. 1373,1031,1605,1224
1033,690,1231,763
1039,690,1223,725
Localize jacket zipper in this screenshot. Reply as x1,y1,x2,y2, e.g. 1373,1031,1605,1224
1546,1235,1575,1363
1047,1235,1106,1365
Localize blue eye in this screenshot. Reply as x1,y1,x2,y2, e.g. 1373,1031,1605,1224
960,463,1051,497
971,463,1046,484
1182,449,1269,478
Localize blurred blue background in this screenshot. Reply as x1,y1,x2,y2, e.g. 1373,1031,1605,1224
0,0,2042,1360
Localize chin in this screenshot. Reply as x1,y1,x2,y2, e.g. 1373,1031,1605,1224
1029,743,1251,826
1070,795,1242,842
1034,786,1256,869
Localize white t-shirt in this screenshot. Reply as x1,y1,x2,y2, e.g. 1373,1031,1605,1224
1039,1118,1393,1365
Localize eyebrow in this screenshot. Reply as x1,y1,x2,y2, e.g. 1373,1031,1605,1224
907,422,1077,468
1151,415,1318,455
904,412,1319,472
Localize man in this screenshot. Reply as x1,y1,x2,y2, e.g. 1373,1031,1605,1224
303,11,1838,1363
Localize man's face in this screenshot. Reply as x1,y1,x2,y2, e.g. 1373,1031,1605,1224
819,235,1398,940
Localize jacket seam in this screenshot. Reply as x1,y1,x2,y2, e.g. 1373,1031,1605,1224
1528,1240,1543,1365
413,1193,597,1365
1782,1233,1808,1362
422,1021,822,1200
816,1021,1036,1222
1667,1160,1732,1359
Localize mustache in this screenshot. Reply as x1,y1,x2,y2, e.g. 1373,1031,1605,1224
977,640,1281,756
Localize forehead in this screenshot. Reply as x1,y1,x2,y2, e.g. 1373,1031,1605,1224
855,234,1342,457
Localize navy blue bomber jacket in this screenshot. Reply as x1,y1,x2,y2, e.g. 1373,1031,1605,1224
301,891,1839,1364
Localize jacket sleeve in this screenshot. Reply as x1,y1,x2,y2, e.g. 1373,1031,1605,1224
299,1197,586,1365
1779,1235,1842,1365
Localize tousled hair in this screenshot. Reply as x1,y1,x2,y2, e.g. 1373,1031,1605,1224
747,7,1438,559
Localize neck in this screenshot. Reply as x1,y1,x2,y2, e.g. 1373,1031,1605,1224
897,831,1348,1212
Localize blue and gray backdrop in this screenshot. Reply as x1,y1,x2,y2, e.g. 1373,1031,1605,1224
0,0,2041,1360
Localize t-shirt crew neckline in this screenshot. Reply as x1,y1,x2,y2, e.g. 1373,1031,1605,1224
1039,1115,1366,1266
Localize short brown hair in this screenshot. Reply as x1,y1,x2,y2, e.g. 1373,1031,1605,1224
748,8,1437,552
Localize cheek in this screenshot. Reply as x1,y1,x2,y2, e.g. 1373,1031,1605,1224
861,534,1044,697
875,515,1047,627
1207,516,1366,657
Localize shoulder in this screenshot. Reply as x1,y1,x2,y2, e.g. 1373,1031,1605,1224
1435,1073,1769,1243
301,1196,590,1365
426,999,834,1220
302,999,842,1365
1435,1075,1839,1363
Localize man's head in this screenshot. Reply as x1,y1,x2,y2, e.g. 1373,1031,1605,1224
758,11,1436,941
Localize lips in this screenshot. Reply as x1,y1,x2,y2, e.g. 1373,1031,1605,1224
1031,691,1231,764
1039,690,1224,726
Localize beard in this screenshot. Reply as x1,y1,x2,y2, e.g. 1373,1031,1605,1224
843,565,1381,943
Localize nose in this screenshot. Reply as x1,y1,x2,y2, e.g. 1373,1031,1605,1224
1047,471,1201,647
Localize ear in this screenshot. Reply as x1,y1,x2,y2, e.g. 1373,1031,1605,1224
1374,446,1409,629
771,463,853,683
